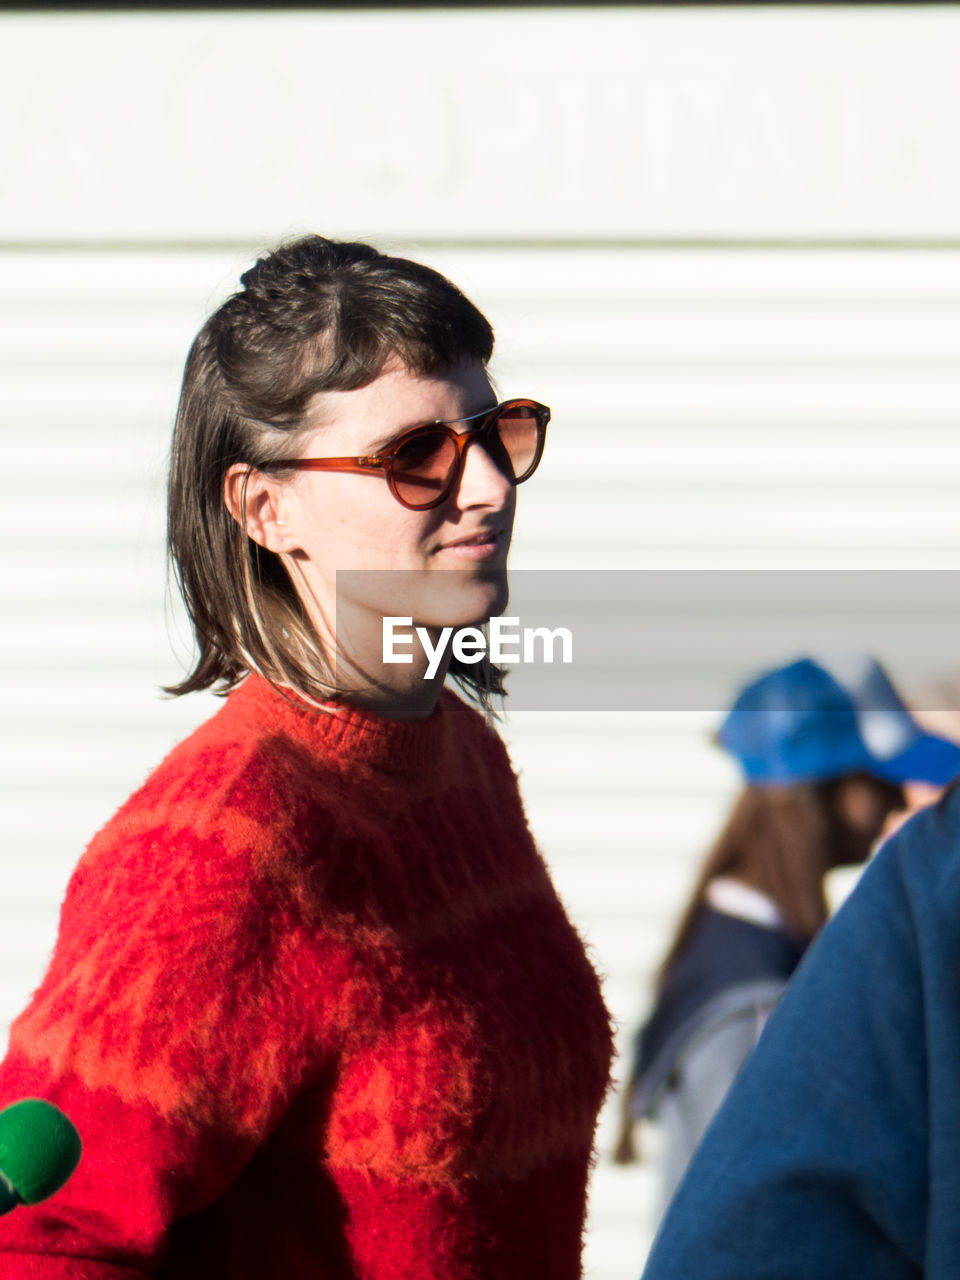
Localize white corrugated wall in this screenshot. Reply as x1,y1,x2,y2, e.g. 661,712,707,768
3,8,960,1275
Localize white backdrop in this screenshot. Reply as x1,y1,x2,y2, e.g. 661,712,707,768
4,7,960,1275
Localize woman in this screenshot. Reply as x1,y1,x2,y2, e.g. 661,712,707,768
0,236,613,1278
614,656,960,1214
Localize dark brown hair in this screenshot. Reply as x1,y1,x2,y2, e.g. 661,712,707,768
165,234,503,706
656,774,904,987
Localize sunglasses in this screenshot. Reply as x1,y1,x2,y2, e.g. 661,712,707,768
268,398,550,511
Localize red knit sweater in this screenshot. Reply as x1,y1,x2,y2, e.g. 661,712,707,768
0,676,612,1278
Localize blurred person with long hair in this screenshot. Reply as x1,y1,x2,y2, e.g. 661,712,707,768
640,678,960,1279
615,657,960,1215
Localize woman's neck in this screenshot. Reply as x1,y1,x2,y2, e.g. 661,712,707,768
312,603,451,721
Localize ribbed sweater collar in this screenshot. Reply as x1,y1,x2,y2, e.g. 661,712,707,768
228,672,454,776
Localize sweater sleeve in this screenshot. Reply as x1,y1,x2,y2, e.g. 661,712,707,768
641,821,931,1280
0,808,335,1277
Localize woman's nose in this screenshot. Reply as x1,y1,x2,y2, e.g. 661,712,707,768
454,432,515,507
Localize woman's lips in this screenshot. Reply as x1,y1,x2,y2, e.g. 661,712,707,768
434,530,506,560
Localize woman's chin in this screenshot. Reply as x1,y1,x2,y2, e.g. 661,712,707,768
417,567,509,630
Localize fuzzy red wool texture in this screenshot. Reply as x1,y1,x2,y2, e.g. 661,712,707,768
0,676,612,1278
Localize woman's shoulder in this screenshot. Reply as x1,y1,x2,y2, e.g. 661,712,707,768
127,689,326,815
73,682,349,896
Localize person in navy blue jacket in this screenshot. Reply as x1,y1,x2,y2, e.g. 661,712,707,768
616,655,960,1220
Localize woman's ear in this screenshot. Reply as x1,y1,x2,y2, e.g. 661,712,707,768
223,464,297,553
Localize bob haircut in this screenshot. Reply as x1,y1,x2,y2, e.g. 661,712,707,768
166,233,505,708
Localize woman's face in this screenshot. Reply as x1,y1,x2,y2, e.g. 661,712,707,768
262,360,517,657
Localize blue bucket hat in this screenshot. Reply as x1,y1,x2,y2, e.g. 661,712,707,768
719,656,960,787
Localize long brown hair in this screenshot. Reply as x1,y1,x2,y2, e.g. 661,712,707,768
657,775,903,988
165,234,504,708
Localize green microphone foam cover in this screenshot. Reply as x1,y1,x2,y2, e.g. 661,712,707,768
0,1099,82,1205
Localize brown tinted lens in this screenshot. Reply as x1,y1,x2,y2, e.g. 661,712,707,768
492,404,540,481
392,428,458,506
